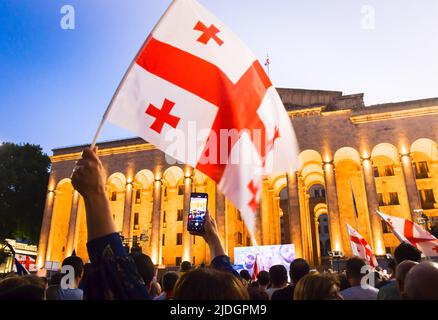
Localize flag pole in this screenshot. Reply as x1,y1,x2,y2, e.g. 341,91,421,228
90,0,178,148
350,182,359,231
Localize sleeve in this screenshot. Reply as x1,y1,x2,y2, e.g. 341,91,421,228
211,255,241,278
85,233,151,300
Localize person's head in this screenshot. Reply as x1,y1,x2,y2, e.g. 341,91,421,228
22,275,47,290
149,280,162,299
294,273,342,300
269,265,288,288
245,254,255,269
239,269,251,282
395,260,418,299
337,273,350,291
257,271,270,288
62,256,84,283
0,276,45,300
289,258,310,284
394,242,422,265
162,271,179,293
387,258,396,276
180,261,192,273
130,253,155,287
247,285,269,300
404,261,438,300
345,257,366,286
174,268,249,300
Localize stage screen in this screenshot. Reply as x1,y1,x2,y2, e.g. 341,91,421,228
234,244,295,277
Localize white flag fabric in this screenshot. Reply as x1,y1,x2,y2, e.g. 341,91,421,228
346,224,378,267
106,0,299,243
377,210,438,257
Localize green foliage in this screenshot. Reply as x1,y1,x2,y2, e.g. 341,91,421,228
0,143,50,244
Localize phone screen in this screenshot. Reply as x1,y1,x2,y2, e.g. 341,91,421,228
188,193,208,233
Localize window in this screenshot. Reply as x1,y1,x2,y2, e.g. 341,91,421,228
162,234,165,246
314,189,326,198
176,257,182,266
134,212,139,230
178,185,184,195
111,191,117,201
373,166,380,178
163,211,166,223
135,189,141,204
246,237,251,246
237,232,243,245
377,193,384,206
420,189,436,210
415,161,429,179
163,187,167,197
383,165,395,177
193,236,196,245
237,211,242,221
177,209,184,221
193,256,196,265
177,233,183,245
388,192,400,205
324,225,329,233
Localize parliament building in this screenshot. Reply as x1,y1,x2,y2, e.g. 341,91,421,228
36,88,438,269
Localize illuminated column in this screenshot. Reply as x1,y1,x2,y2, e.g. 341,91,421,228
311,214,320,265
287,172,303,258
361,157,385,254
323,161,343,253
261,179,272,244
65,190,79,257
215,186,228,253
182,170,193,262
150,178,162,265
400,153,422,220
122,181,133,239
36,189,56,268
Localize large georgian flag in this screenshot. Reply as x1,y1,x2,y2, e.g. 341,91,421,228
346,224,378,268
377,211,438,257
106,0,299,242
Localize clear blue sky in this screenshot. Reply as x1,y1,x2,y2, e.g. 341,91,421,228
1,0,437,154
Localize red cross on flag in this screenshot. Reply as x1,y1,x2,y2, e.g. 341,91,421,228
14,254,38,272
377,210,438,257
346,224,378,268
105,0,299,242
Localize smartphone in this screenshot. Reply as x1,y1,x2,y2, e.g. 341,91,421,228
188,193,208,234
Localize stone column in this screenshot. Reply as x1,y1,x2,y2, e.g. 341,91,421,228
65,190,79,257
400,153,422,220
122,182,134,239
182,172,193,263
287,172,303,258
361,157,385,254
323,161,343,253
36,189,56,269
215,186,227,252
150,179,162,265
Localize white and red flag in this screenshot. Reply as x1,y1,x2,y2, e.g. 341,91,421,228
14,254,38,272
377,211,438,257
346,224,378,268
104,0,299,242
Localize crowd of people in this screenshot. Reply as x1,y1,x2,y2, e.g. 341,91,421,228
1,148,437,300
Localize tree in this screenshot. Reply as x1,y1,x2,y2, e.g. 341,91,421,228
0,143,50,244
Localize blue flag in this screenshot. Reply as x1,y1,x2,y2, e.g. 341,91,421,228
14,258,29,275
71,249,77,257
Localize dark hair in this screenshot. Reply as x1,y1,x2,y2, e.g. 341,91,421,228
257,271,270,286
290,258,310,283
240,269,251,281
337,273,350,291
130,253,155,286
345,257,366,280
174,268,249,300
248,285,269,300
49,272,63,286
394,242,422,265
180,261,192,272
62,256,84,279
294,273,340,300
0,284,45,300
269,265,288,287
162,271,179,292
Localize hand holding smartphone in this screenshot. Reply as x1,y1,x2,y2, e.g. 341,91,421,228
187,193,208,235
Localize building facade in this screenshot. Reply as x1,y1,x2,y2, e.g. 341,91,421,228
36,88,438,268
